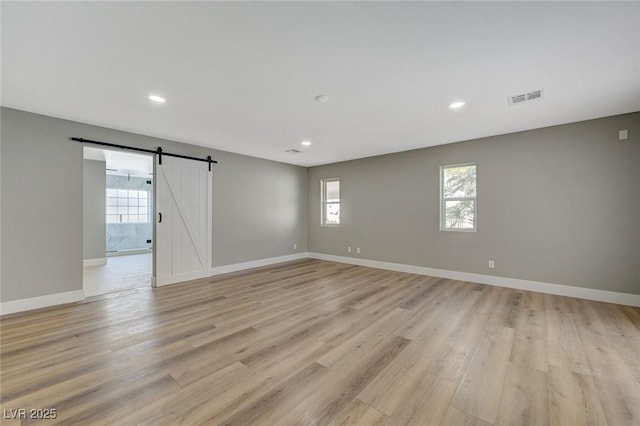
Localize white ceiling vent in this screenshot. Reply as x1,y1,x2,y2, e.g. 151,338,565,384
508,89,544,106
286,148,301,154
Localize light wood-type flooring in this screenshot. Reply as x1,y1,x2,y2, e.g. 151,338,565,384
1,259,639,425
83,253,151,296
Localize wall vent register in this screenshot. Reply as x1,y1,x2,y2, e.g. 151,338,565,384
508,89,544,106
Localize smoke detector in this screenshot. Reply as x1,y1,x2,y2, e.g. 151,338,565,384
508,89,544,106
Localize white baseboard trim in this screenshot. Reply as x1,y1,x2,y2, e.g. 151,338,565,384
209,252,309,277
0,290,84,316
308,252,640,307
153,270,213,287
9,251,636,315
83,257,107,267
153,252,309,287
83,283,107,298
108,248,152,257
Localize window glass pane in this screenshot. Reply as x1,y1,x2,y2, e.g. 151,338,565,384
443,165,476,198
106,197,118,207
139,198,148,207
106,214,119,224
117,189,128,198
127,190,137,198
128,198,138,207
117,206,128,215
444,200,474,229
325,203,340,225
106,206,118,214
121,215,130,224
325,180,340,202
107,189,118,197
139,191,148,199
138,206,147,215
117,198,128,207
139,215,149,223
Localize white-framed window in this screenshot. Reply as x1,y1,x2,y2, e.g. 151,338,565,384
440,163,477,231
321,178,340,226
106,189,150,224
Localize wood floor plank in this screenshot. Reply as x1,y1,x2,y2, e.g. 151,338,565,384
312,335,411,425
510,308,548,373
439,407,492,426
358,299,469,416
488,290,524,329
620,305,640,332
569,298,640,383
451,326,515,424
1,340,194,411
333,399,388,426
569,301,640,426
150,354,326,425
592,374,640,426
522,290,545,311
111,361,251,425
495,362,550,426
394,281,472,341
216,362,329,426
545,308,591,374
275,334,411,425
384,374,458,426
0,259,637,425
317,307,411,370
423,311,490,382
548,365,608,426
356,342,428,415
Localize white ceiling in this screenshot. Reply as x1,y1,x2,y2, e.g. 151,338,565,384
2,2,639,167
84,147,153,178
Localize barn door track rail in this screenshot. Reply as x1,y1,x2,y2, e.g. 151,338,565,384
71,137,217,171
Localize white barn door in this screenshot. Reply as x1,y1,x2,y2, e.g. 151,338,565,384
154,155,212,286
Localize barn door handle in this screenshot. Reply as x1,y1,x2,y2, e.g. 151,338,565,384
158,212,162,223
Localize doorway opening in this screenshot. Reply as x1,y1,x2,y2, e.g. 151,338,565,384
83,146,154,296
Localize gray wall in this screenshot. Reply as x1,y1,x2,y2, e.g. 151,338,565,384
83,159,106,260
106,174,153,252
308,112,640,295
1,107,308,302
3,106,638,302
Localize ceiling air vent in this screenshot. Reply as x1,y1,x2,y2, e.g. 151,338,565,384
508,89,544,106
286,149,301,154
527,89,543,101
510,94,527,105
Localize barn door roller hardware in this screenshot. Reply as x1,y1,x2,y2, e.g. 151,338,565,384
71,137,217,171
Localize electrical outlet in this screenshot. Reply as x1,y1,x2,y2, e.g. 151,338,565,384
356,247,361,254
619,129,629,140
293,243,297,250
488,260,495,269
347,246,352,253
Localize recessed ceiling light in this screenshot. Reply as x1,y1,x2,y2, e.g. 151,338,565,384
315,95,329,103
149,95,166,103
301,140,312,146
449,101,466,109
